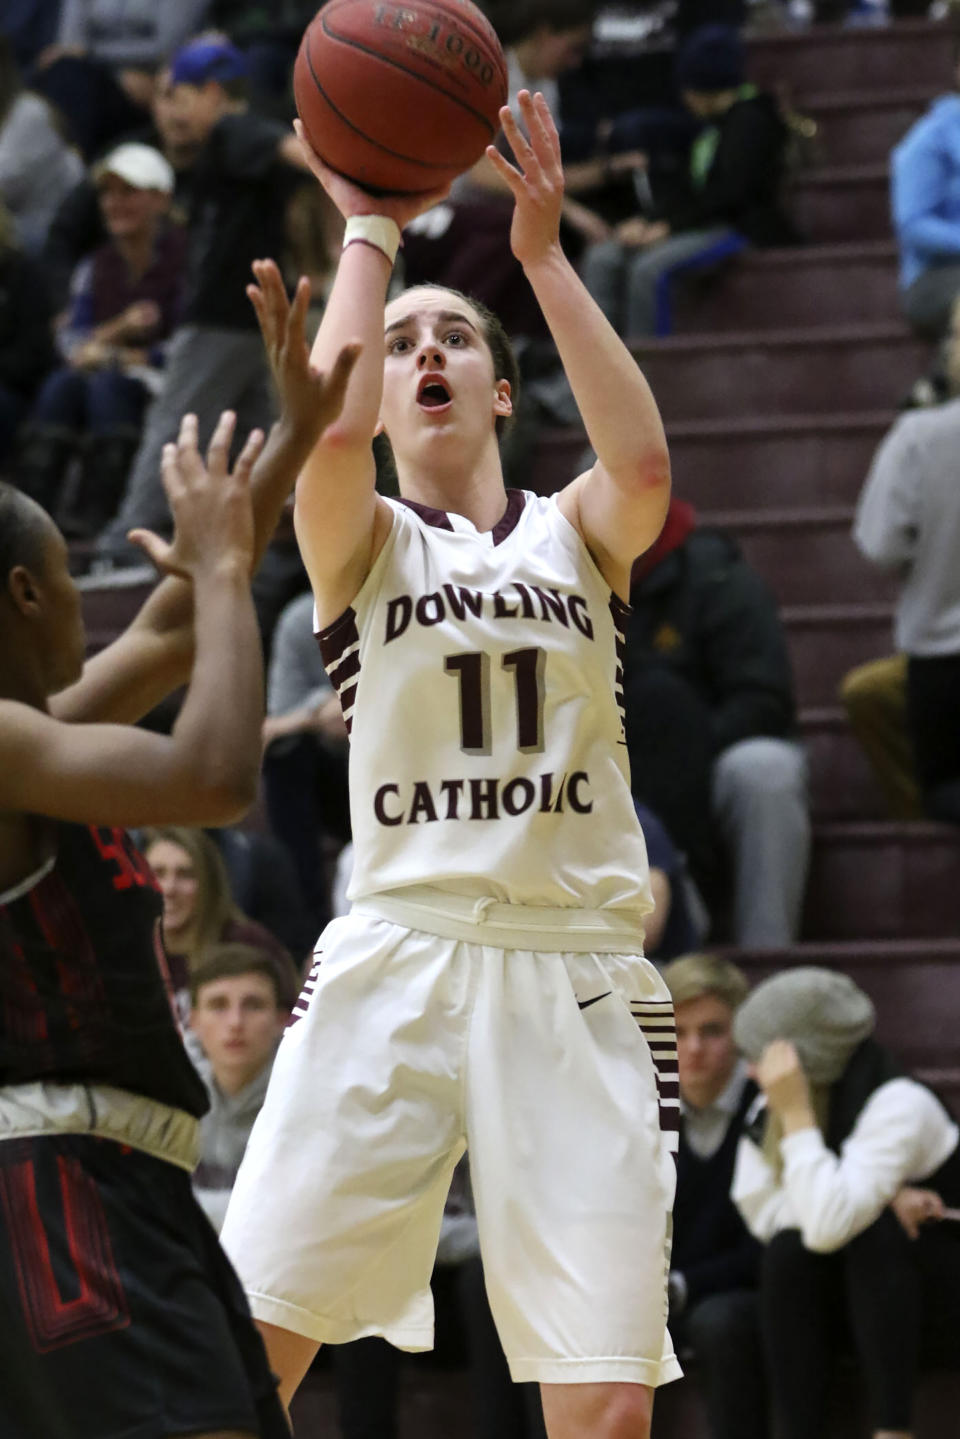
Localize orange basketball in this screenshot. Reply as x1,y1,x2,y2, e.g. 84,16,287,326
294,0,508,195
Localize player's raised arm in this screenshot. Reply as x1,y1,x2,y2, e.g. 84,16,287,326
290,123,449,623
1,413,265,827
487,92,671,594
51,269,359,728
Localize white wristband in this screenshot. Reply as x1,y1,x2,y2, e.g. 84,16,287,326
342,214,401,265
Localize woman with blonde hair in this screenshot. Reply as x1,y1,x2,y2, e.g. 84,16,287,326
143,825,293,1010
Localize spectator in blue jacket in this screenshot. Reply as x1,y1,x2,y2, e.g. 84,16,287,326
892,52,960,340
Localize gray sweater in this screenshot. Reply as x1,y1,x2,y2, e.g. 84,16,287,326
57,0,210,68
192,1054,274,1233
854,398,960,656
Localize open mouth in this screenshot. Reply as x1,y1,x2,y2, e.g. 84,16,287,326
417,375,452,409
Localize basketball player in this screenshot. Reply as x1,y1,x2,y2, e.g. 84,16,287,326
0,289,358,1439
222,92,680,1439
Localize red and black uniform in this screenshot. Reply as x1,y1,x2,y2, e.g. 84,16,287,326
0,822,287,1439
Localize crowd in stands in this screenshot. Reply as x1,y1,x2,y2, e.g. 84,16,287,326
3,1,960,1435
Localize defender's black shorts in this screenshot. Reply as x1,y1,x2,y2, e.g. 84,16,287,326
0,1133,289,1439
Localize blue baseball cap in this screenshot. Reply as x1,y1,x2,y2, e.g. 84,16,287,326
170,40,249,87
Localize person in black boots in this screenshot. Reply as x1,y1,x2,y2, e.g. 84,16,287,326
734,968,960,1439
662,953,769,1439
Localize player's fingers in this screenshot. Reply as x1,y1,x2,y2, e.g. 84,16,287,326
529,91,563,171
127,528,174,573
205,410,237,475
160,439,186,503
486,145,524,197
176,412,200,462
319,341,361,416
286,275,312,347
499,103,536,171
230,426,266,487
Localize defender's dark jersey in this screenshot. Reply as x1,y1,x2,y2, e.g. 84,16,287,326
0,823,207,1118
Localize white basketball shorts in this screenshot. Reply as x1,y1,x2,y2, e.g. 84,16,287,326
220,888,682,1387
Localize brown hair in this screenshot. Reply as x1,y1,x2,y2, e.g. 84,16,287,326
143,825,239,966
189,942,300,1011
661,952,750,1012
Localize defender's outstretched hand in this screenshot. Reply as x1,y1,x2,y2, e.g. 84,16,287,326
247,258,361,443
129,411,263,580
486,90,564,268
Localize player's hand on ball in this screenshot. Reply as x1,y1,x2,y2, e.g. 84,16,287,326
247,258,360,443
487,91,564,269
292,120,451,231
129,411,263,581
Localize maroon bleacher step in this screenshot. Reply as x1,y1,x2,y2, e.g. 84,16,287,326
801,704,887,821
700,505,897,606
803,820,960,942
748,20,955,98
666,410,891,510
632,324,928,423
788,163,890,244
79,567,156,654
671,242,900,334
528,415,893,520
783,600,892,707
801,87,932,168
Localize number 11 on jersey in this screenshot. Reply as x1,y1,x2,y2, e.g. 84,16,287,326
444,648,546,756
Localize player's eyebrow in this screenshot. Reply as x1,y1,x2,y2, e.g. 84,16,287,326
385,309,479,337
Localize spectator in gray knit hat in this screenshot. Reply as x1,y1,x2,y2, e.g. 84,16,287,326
730,966,960,1439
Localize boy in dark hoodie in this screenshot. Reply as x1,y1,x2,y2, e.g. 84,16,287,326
581,24,800,338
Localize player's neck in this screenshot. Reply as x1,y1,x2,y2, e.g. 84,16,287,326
397,446,506,530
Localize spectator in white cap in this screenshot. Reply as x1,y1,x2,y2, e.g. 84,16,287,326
732,967,960,1439
15,141,188,536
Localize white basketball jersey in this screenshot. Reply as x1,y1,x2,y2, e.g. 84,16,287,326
317,491,653,917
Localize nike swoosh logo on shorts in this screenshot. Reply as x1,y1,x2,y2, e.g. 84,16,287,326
577,991,612,1011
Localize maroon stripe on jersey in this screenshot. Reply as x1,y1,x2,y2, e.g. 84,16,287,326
316,607,358,668
608,594,630,737
490,488,527,545
632,1001,680,1150
0,1154,130,1352
288,950,323,1029
327,648,361,691
398,497,454,531
316,609,361,737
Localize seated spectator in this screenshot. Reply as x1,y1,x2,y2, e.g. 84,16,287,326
189,943,298,1231
623,497,810,948
43,60,203,312
840,655,923,821
0,35,85,256
853,310,960,825
30,0,210,158
204,2,318,109
16,142,186,535
0,201,55,464
143,824,293,1023
733,967,960,1439
661,954,768,1439
262,588,351,933
581,25,801,339
96,37,312,568
635,801,706,962
891,42,960,341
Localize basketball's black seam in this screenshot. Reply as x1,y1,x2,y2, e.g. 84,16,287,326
314,17,503,141
303,48,480,177
322,0,508,86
